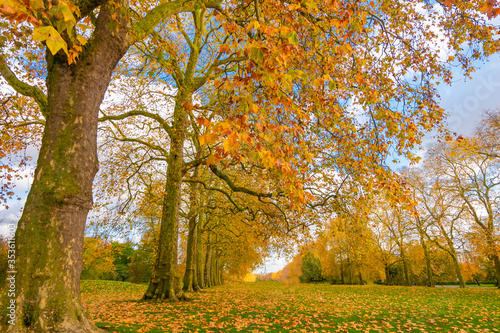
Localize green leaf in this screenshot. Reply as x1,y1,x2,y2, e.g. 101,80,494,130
250,47,264,64
286,31,299,46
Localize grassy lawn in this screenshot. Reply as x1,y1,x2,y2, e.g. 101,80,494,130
81,280,500,333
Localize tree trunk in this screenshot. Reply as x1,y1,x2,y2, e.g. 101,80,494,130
400,246,411,286
204,232,212,288
0,7,128,332
219,261,224,285
196,220,205,289
485,233,500,288
196,217,205,289
450,251,466,288
418,231,434,287
358,271,364,285
340,256,345,285
385,263,390,286
492,254,500,288
143,90,191,301
347,257,353,284
183,170,200,292
210,252,217,286
216,256,222,286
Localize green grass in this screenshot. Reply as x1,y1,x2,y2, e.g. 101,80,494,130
81,280,500,332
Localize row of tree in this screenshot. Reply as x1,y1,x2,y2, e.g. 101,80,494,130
287,111,499,287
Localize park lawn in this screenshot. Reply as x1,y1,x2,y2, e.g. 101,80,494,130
80,280,500,333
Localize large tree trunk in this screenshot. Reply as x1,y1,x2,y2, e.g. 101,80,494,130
491,254,500,288
143,91,191,301
0,7,128,332
485,232,500,288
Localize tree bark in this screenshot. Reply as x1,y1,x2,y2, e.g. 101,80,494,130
358,271,364,285
419,233,434,287
0,6,128,332
212,254,218,286
385,263,390,286
485,232,500,288
449,250,466,288
196,215,205,289
143,90,192,301
196,214,205,289
340,256,345,285
400,245,411,286
183,168,200,292
204,232,212,288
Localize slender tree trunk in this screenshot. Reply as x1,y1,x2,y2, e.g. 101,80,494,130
219,261,224,285
347,257,352,284
358,271,364,285
400,245,411,286
196,217,205,289
418,231,434,287
183,170,200,292
204,232,212,288
340,256,345,285
385,263,390,286
0,7,128,332
449,250,466,288
216,256,222,285
143,90,191,301
183,163,201,292
211,252,217,286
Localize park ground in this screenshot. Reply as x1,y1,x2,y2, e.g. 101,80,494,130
81,281,500,333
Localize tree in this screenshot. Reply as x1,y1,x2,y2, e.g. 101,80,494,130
372,201,413,286
81,237,116,281
432,134,500,287
299,251,322,283
0,0,223,331
111,242,134,282
414,160,468,288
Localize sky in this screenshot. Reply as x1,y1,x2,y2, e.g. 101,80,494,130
1,54,500,274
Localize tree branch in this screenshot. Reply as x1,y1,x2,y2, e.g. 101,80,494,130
0,59,48,118
208,164,274,198
98,109,173,138
183,178,246,212
132,0,222,44
77,0,109,18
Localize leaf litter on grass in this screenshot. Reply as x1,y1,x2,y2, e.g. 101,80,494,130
81,280,500,332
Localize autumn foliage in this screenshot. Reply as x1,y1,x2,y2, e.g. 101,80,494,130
1,0,500,331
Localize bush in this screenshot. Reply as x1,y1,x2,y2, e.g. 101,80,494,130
81,238,117,280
